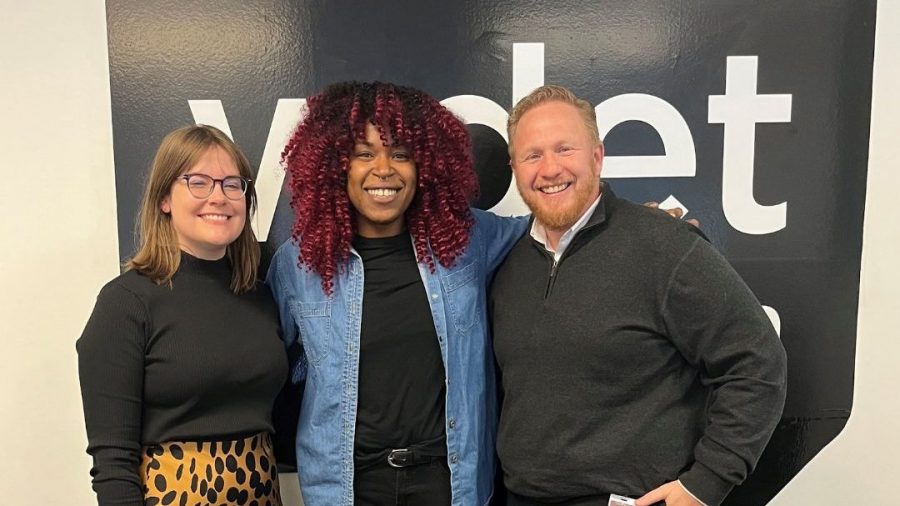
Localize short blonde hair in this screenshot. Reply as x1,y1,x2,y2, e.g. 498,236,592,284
507,85,600,155
126,125,260,293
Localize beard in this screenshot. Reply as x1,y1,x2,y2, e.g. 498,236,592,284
519,180,598,233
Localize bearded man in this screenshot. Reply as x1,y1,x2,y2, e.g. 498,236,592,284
490,85,787,506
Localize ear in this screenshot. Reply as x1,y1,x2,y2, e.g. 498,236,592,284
592,142,604,178
160,194,171,214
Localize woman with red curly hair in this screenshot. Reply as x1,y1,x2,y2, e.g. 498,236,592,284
267,81,528,506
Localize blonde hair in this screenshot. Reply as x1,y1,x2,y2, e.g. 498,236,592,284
126,124,260,293
507,85,600,154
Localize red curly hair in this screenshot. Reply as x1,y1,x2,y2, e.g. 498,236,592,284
282,81,478,294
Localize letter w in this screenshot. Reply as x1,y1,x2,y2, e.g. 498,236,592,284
188,99,307,241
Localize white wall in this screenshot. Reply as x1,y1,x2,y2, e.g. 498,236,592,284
0,0,896,504
0,0,117,503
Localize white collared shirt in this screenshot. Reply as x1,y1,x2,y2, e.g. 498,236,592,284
529,194,602,262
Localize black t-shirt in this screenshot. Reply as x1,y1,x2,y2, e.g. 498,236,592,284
352,233,447,467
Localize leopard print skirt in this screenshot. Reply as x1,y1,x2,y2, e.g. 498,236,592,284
140,432,282,506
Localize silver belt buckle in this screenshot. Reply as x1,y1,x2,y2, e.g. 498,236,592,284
387,448,410,468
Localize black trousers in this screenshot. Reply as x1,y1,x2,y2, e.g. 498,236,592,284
505,491,661,506
354,457,452,506
505,491,612,505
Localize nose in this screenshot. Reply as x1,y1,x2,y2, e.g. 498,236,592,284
206,180,228,203
372,153,395,178
537,153,563,179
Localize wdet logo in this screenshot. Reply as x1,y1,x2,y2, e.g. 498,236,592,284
190,46,792,241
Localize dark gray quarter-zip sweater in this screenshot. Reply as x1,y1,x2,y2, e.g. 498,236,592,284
490,186,787,506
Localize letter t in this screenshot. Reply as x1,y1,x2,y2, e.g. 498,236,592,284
709,56,792,234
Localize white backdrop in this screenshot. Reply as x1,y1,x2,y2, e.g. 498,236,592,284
0,0,896,504
0,1,117,504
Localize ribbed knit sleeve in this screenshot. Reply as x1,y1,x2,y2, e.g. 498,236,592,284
76,281,148,506
661,235,787,506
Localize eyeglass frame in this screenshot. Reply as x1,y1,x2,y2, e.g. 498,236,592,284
177,173,252,200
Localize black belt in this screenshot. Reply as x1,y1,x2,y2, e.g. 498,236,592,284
387,447,444,468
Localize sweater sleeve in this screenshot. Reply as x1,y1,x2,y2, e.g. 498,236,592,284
661,235,787,506
76,282,148,506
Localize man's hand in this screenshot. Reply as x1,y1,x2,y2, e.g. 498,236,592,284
635,481,703,506
643,201,701,228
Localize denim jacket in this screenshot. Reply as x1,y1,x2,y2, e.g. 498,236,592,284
267,209,528,506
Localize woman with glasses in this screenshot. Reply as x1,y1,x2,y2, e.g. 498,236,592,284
77,125,288,506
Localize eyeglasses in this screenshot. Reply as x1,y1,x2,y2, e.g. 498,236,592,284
178,173,251,200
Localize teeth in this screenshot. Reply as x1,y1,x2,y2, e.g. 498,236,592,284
201,215,229,221
540,183,570,194
367,189,398,197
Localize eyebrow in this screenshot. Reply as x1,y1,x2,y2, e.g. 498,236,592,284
354,141,410,152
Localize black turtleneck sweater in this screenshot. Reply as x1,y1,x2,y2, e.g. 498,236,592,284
77,253,288,506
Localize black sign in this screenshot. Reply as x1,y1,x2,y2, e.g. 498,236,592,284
107,1,877,503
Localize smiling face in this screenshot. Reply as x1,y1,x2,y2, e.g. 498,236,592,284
510,100,604,233
346,123,417,238
160,145,247,259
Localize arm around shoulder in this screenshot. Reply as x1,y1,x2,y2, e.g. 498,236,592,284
470,208,529,273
